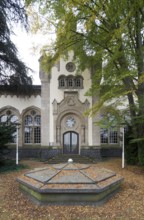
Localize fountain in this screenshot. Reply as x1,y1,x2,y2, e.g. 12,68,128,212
17,160,124,205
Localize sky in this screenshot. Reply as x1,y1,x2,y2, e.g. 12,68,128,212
11,27,53,85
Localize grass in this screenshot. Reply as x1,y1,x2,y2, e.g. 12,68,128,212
0,159,29,173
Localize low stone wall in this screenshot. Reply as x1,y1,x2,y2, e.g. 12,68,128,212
38,148,62,159
81,148,101,160
101,147,122,157
6,146,121,160
7,147,62,160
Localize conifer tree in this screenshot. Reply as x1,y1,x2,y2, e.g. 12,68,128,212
0,0,32,86
0,121,15,163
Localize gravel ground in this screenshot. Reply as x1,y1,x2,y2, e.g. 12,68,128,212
0,158,144,220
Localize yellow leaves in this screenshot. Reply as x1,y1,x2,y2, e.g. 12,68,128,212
138,74,144,85
85,14,96,31
26,6,42,34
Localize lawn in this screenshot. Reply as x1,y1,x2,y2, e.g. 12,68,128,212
0,158,144,220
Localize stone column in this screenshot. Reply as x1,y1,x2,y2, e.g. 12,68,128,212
81,125,86,145
92,94,101,146
40,67,50,147
56,126,61,145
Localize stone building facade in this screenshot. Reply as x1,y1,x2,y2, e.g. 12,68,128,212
0,52,121,159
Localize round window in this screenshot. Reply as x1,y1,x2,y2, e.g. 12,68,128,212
66,116,76,128
66,62,76,72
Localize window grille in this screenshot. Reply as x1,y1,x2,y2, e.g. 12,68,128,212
101,127,118,144
58,75,83,89
0,112,19,143
67,78,73,87
59,78,65,87
100,128,108,143
109,128,118,143
75,78,81,87
24,111,41,144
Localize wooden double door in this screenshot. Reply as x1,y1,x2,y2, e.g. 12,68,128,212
63,131,79,154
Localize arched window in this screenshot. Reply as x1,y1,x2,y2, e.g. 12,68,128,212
67,77,74,87
58,75,65,88
0,115,8,123
75,78,81,87
0,109,19,143
100,114,118,144
24,110,41,144
75,76,83,88
58,75,83,89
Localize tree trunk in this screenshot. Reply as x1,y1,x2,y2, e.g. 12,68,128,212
134,8,144,165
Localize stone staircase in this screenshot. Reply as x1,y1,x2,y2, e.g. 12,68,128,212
46,154,97,164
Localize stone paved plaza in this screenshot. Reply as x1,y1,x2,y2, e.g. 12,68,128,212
17,161,124,205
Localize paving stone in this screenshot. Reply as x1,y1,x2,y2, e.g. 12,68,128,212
53,163,90,170
49,170,94,184
25,168,59,183
17,162,124,205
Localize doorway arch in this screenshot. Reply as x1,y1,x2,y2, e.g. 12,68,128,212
63,131,79,154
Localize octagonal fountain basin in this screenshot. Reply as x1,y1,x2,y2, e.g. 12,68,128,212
17,162,124,205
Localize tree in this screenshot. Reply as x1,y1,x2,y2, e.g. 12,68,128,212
0,121,15,163
0,0,32,86
27,0,144,165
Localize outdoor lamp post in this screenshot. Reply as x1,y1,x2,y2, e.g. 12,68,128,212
15,123,20,165
122,127,125,169
120,124,125,169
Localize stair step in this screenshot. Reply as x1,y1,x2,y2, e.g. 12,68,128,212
46,154,96,164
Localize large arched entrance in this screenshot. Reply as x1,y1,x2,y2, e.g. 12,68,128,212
63,131,79,154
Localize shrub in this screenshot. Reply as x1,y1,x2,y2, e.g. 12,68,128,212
0,122,15,163
125,127,138,165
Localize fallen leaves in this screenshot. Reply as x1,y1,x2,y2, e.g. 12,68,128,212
0,159,144,220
